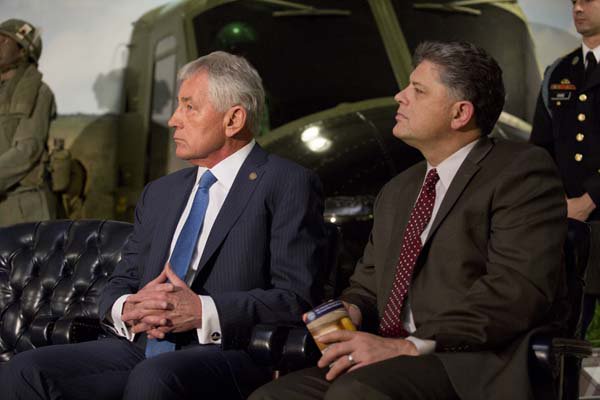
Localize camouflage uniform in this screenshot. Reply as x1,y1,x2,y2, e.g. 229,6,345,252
0,19,57,226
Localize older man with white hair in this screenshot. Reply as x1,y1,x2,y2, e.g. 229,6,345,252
2,51,327,400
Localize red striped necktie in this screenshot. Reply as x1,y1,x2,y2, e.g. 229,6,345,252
379,168,439,338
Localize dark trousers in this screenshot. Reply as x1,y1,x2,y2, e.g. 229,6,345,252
582,294,600,336
582,221,600,336
249,354,459,400
1,337,270,400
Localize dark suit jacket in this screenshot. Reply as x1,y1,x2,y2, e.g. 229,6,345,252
341,137,568,400
99,144,327,349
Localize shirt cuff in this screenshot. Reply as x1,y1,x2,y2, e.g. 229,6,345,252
406,336,436,355
197,295,222,344
109,294,136,341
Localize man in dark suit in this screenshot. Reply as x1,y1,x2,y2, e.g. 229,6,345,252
2,51,326,399
251,41,567,400
530,0,600,336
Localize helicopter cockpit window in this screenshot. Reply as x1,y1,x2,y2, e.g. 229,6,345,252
193,0,397,133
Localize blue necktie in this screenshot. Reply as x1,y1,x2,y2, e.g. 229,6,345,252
145,170,217,358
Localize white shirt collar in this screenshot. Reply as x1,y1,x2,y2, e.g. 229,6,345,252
582,43,600,67
194,139,256,190
426,139,478,189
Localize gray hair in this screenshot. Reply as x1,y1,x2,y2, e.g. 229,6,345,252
178,51,265,135
413,41,505,136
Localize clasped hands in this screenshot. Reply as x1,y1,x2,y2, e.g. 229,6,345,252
121,263,203,339
312,302,418,381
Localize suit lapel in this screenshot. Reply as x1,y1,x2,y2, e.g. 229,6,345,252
380,164,426,304
424,137,493,245
379,138,493,305
185,145,268,284
145,168,197,284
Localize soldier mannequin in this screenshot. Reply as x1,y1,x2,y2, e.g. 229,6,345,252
0,19,56,226
530,0,600,335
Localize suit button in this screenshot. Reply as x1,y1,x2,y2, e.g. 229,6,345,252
576,133,585,142
575,153,583,162
578,113,586,122
580,94,588,102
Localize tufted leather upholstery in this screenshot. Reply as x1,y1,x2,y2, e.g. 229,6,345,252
0,220,133,363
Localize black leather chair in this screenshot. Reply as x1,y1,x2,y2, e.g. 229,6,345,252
249,219,594,399
0,219,341,370
0,218,591,399
0,220,133,363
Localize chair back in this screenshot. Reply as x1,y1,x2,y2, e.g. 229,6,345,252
0,220,133,362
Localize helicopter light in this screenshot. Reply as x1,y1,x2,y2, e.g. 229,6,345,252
307,136,331,152
301,126,320,142
301,126,331,152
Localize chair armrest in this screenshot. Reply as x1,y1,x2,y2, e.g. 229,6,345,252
248,324,321,373
29,316,57,347
551,338,593,358
51,317,102,345
248,324,291,366
280,327,321,372
531,334,592,373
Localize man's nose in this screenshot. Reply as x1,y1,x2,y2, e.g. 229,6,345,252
394,88,408,104
168,110,180,128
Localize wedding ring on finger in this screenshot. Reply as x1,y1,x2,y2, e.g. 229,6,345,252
347,354,355,365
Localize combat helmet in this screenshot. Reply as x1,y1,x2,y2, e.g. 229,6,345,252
0,19,42,63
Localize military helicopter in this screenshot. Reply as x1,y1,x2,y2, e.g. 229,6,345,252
49,0,539,284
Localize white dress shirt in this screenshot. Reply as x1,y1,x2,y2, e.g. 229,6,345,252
582,43,600,68
403,139,478,354
110,140,256,344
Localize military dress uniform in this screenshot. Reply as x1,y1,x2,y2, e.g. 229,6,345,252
531,47,600,332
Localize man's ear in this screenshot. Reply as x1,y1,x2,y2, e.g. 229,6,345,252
19,47,28,61
450,101,475,131
224,105,247,138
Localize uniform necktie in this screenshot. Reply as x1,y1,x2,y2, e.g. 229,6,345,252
379,168,439,338
586,51,597,82
145,170,217,358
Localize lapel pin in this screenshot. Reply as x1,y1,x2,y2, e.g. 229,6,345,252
249,172,257,181
573,56,580,65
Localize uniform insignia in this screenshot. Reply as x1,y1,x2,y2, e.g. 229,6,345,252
561,79,571,84
550,84,576,91
249,172,257,180
573,56,580,65
551,91,572,101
